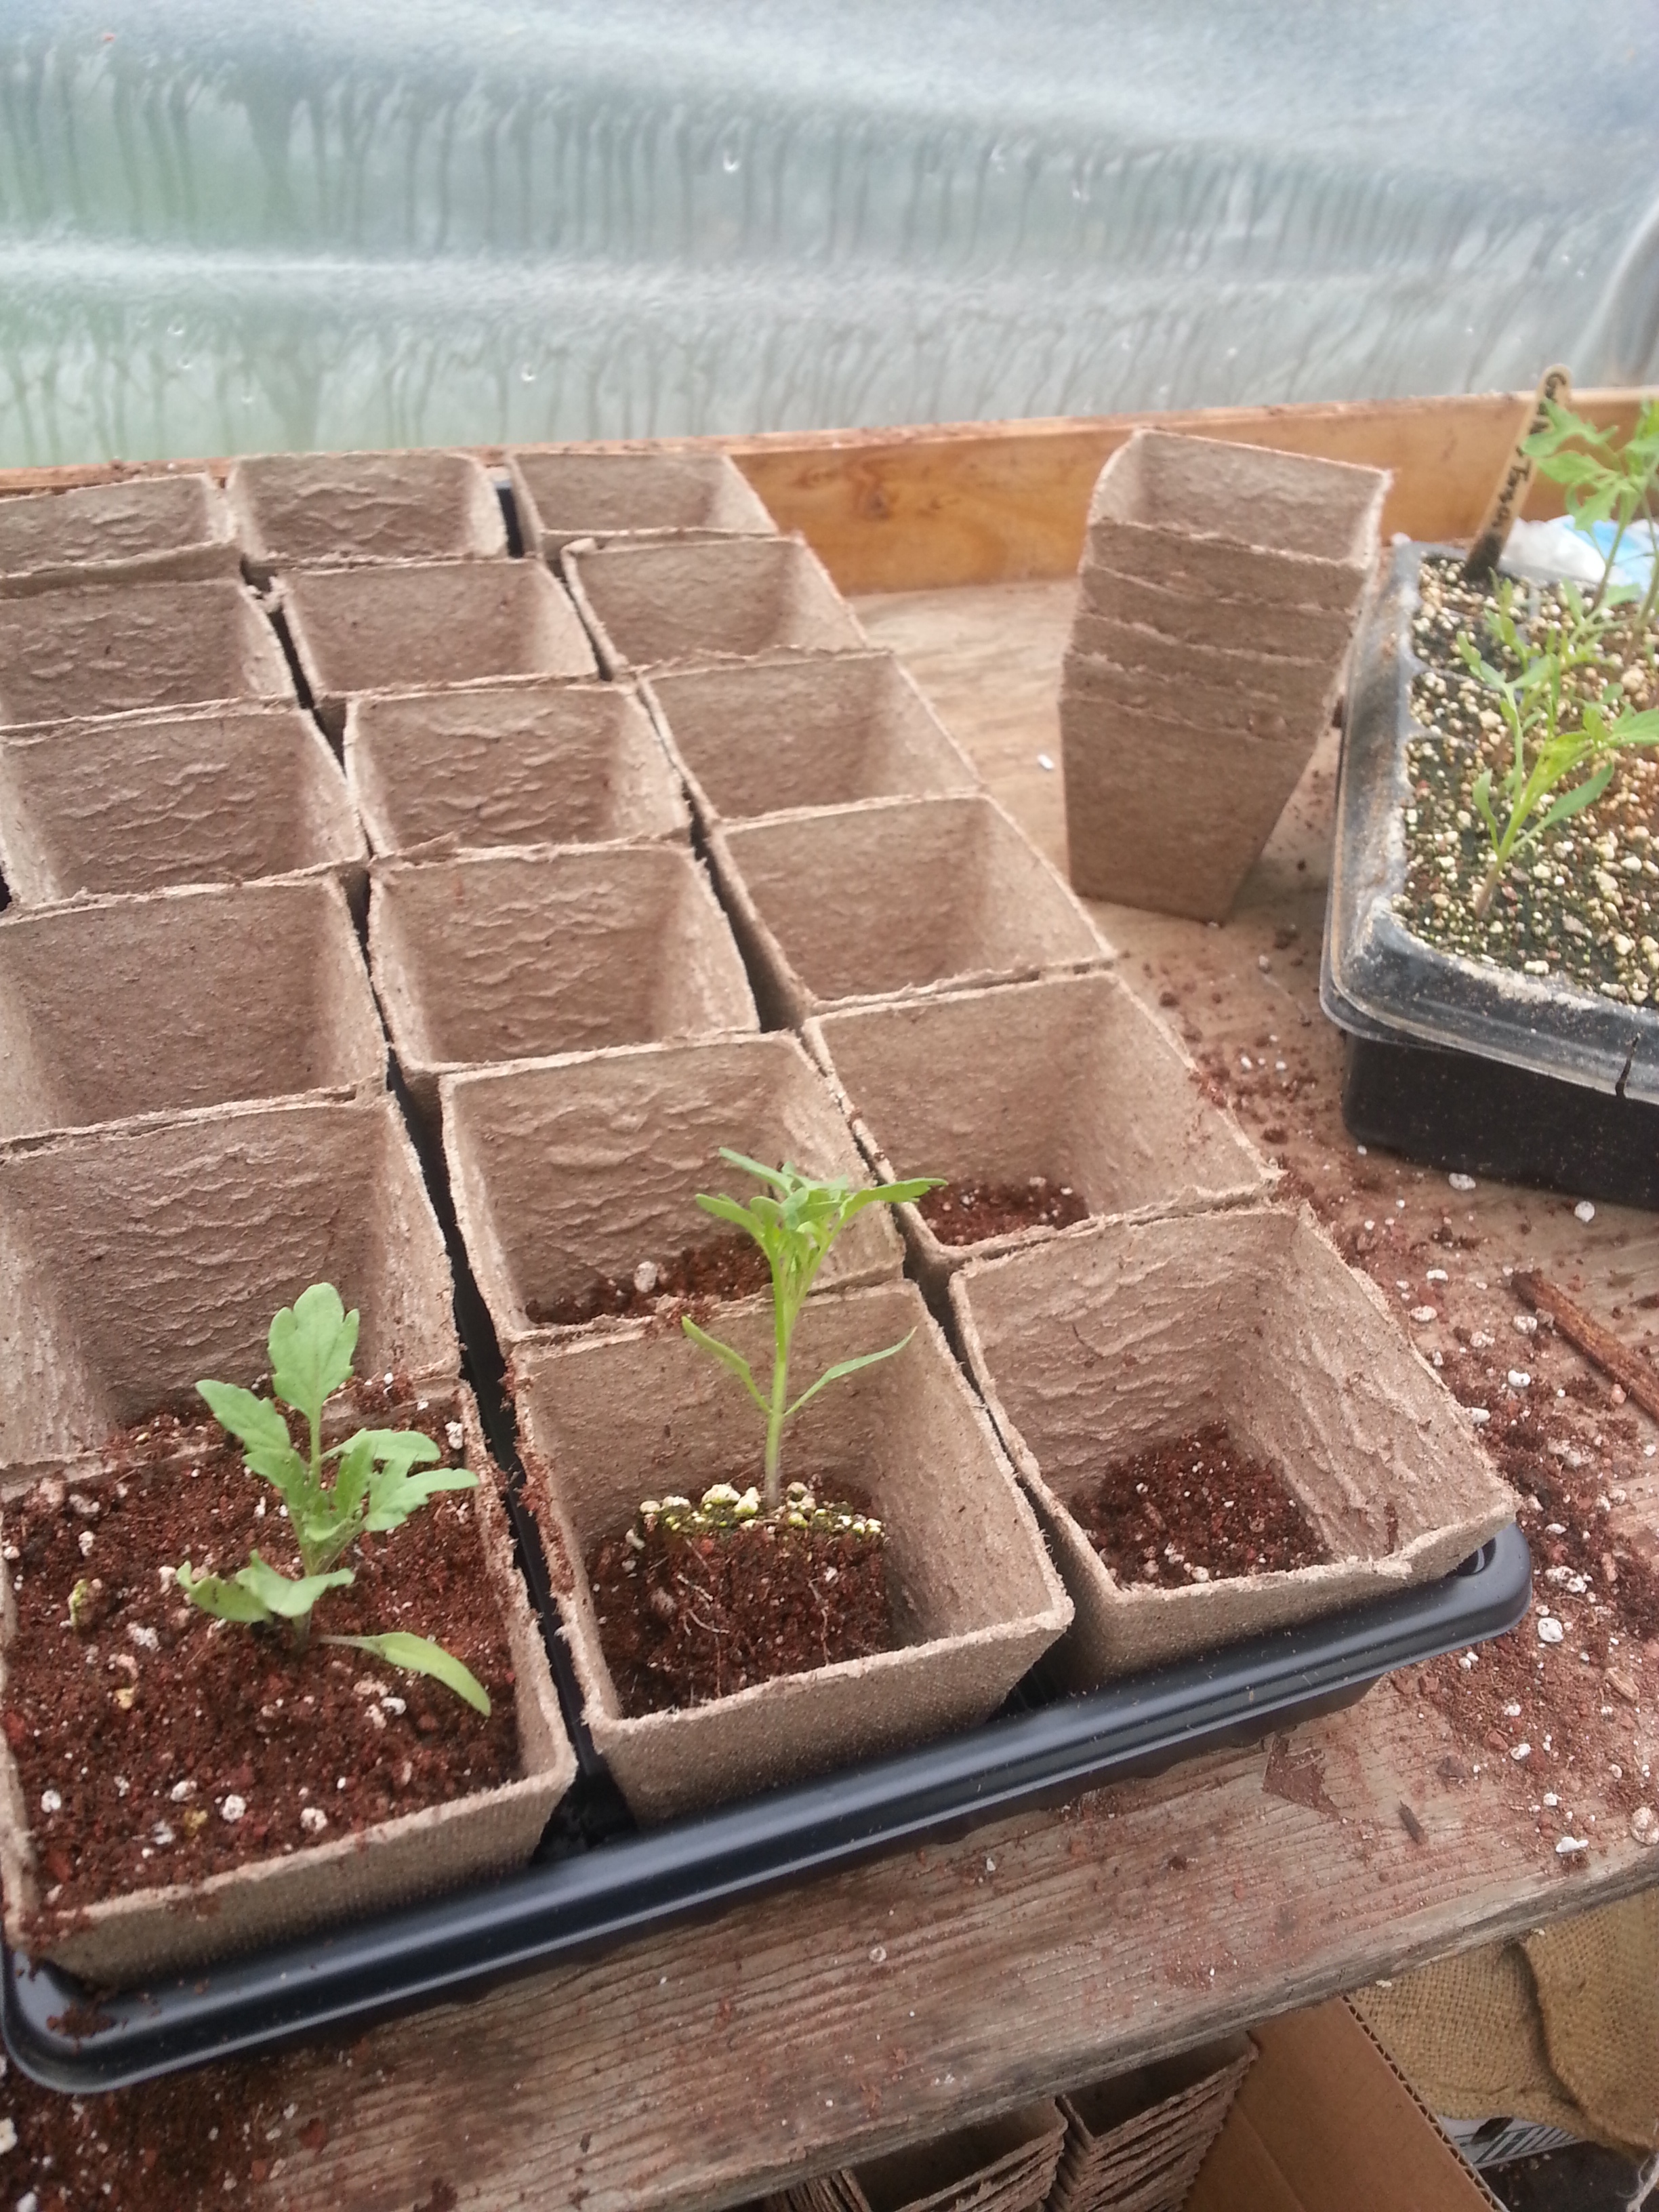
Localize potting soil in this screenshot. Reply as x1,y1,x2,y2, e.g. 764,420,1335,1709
523,1229,770,1327
916,1175,1090,1248
1,1380,521,1921
1074,1423,1330,1589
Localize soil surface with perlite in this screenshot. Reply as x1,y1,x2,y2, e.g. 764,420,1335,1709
1076,1424,1332,1588
525,1230,770,1327
1397,553,1659,1000
1,1380,521,1923
917,1175,1091,1247
588,1482,894,1713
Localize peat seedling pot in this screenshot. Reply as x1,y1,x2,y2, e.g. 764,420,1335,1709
0,704,367,907
0,1383,571,1988
1324,541,1659,1206
345,678,689,858
769,2098,1067,2212
0,876,385,1145
279,560,596,738
1061,427,1386,922
0,472,239,598
806,970,1267,1297
226,448,508,583
507,447,776,557
710,792,1109,1027
369,842,758,1129
443,1032,902,1353
515,1278,1070,1822
644,649,979,830
1046,2035,1256,2212
950,1205,1515,1687
561,533,866,676
0,580,294,733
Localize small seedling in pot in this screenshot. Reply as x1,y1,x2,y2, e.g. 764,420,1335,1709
177,1282,491,1713
681,1151,942,1511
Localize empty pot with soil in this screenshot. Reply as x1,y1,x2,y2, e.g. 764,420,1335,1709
950,1205,1515,1687
226,449,508,582
806,970,1268,1295
516,1277,1070,1822
507,448,776,557
0,472,239,598
346,678,689,858
0,703,367,907
443,1031,902,1351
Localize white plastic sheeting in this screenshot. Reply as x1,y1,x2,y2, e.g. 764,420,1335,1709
1,1,1656,466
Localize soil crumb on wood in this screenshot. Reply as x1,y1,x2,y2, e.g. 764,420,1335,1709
1,1382,521,1924
525,1231,769,1326
1075,1423,1331,1587
917,1175,1090,1247
588,1482,895,1713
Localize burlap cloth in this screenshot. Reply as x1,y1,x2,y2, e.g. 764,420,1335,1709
1353,1887,1659,2158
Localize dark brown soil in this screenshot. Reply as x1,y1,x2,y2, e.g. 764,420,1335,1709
1073,1423,1331,1588
524,1231,770,1326
916,1176,1091,1247
1,1382,521,1928
588,1487,894,1713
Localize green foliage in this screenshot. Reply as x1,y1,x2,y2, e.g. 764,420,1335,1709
1523,397,1659,620
180,1284,489,1713
681,1151,943,1510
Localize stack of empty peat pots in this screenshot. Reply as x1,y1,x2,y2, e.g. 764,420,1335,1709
1061,428,1387,922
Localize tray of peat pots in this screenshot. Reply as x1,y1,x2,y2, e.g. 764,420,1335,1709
0,1092,573,1998
949,1204,1518,1687
278,557,596,738
369,841,758,1134
1325,474,1659,1204
225,447,507,586
442,1031,903,1352
507,445,777,558
0,875,385,1145
344,677,689,861
0,470,239,597
766,2096,1069,2212
561,531,867,676
709,792,1109,1027
806,968,1269,1302
643,649,979,832
0,703,367,907
0,577,295,733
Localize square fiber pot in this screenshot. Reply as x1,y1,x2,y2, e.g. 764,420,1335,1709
949,1205,1515,1687
1047,2035,1256,2212
0,472,239,598
0,876,386,1146
0,579,294,733
226,448,508,582
1085,428,1387,615
508,447,775,557
345,678,689,858
562,534,866,676
0,1093,459,1490
0,704,368,907
443,1032,903,1354
1063,618,1340,732
0,1385,575,1986
644,650,979,829
770,2099,1067,2212
806,971,1267,1296
515,1278,1071,1822
1076,560,1357,666
711,794,1110,1027
280,560,596,738
370,843,758,1125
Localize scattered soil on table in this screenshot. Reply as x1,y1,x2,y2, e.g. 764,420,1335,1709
917,1174,1091,1247
1,1381,521,1925
524,1231,770,1326
1397,552,1659,1002
588,1484,894,1713
1073,1423,1331,1589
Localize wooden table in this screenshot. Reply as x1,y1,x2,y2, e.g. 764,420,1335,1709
9,390,1659,2209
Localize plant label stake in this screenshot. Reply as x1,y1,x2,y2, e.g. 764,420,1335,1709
1462,365,1572,585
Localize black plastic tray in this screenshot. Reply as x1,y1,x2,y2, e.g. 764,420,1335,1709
3,1522,1529,2092
1322,540,1659,1206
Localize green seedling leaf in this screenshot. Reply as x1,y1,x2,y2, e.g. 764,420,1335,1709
236,1550,356,1619
785,1332,916,1418
841,1176,944,1217
680,1318,769,1412
176,1560,279,1625
268,1283,359,1435
1537,762,1616,835
323,1631,491,1716
194,1380,306,1500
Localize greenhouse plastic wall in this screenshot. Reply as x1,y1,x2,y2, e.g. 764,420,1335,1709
1,1,1657,467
